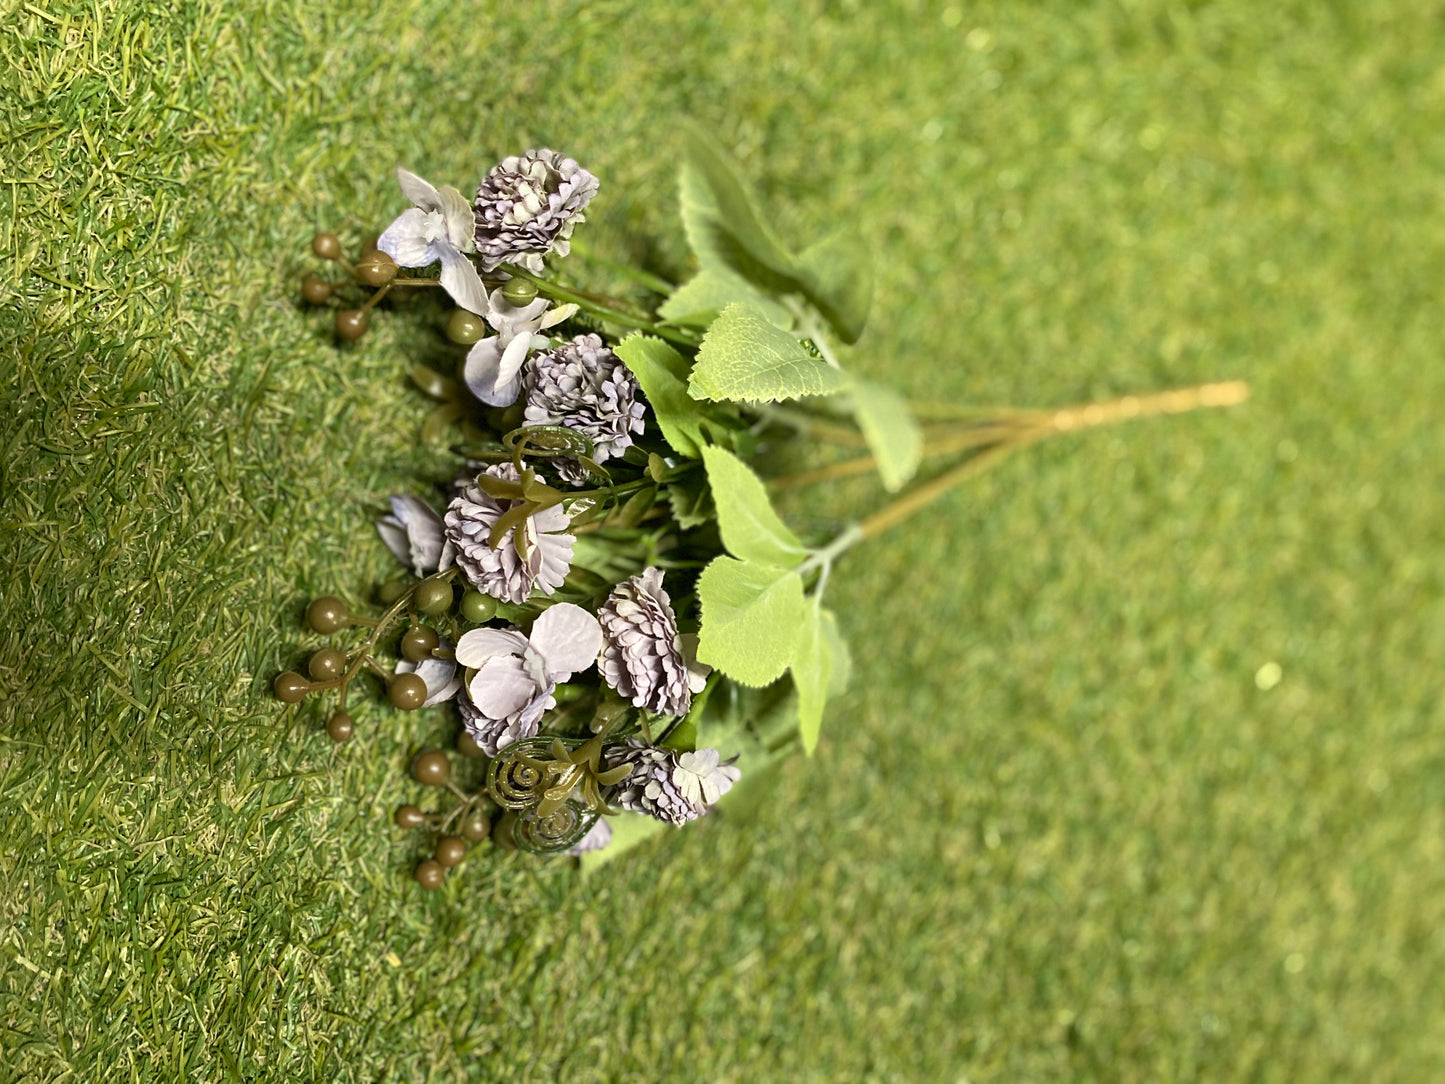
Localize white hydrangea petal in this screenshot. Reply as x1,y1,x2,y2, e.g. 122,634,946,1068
463,337,521,406
385,495,447,576
679,633,711,694
437,245,489,315
529,603,602,679
497,332,531,391
377,208,434,267
396,166,442,212
436,184,476,252
455,627,529,668
486,287,550,333
470,656,538,718
376,517,412,572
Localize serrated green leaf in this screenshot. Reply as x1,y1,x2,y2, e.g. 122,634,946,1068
679,129,799,295
578,812,667,874
820,608,851,697
679,130,875,347
614,334,705,458
659,268,792,330
695,557,806,687
791,609,835,754
796,231,874,345
849,377,923,492
666,471,714,528
690,303,847,403
701,445,806,569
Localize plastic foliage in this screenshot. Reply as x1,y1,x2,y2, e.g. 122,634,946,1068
281,132,1249,887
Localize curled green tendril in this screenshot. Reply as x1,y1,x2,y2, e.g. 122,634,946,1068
503,426,611,483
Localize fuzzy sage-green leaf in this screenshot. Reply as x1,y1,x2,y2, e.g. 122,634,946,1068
695,556,807,686
690,303,847,403
791,607,835,755
679,128,799,296
701,445,807,569
614,334,707,457
796,231,874,345
849,377,923,492
658,267,792,330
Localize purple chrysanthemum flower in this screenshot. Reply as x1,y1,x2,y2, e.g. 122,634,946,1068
473,149,598,273
444,463,575,604
603,740,739,827
522,333,646,485
597,567,708,717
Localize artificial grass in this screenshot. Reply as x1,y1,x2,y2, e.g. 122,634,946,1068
3,0,1444,1080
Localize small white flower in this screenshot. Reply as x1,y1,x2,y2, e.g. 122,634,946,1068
377,167,488,315
672,748,739,809
462,286,578,407
376,495,454,577
453,604,602,755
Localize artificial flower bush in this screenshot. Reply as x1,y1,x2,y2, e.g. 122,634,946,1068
280,132,1247,885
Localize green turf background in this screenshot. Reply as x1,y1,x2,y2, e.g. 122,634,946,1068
4,1,1444,1080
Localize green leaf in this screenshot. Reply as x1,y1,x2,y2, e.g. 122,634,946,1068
578,812,667,875
820,608,851,697
613,335,708,458
848,377,923,492
796,231,874,345
790,608,834,755
701,445,806,569
679,129,799,295
695,557,807,686
690,303,847,404
658,268,792,330
665,470,714,529
678,129,874,346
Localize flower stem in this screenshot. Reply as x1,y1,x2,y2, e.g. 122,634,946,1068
840,380,1249,538
567,240,677,296
498,263,701,348
857,439,1035,540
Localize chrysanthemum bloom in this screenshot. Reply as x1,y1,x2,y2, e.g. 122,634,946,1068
462,285,578,407
444,464,575,604
473,149,598,274
604,740,740,827
453,603,602,756
394,638,461,708
377,167,488,314
376,495,454,578
522,333,646,484
597,567,709,717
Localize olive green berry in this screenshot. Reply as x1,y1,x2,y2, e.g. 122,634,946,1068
400,626,440,662
414,859,446,890
307,596,349,634
311,232,343,260
273,671,311,703
389,673,429,710
410,749,451,785
335,309,368,341
435,836,467,867
501,278,537,306
326,711,354,742
445,308,486,345
459,590,497,624
413,579,453,615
